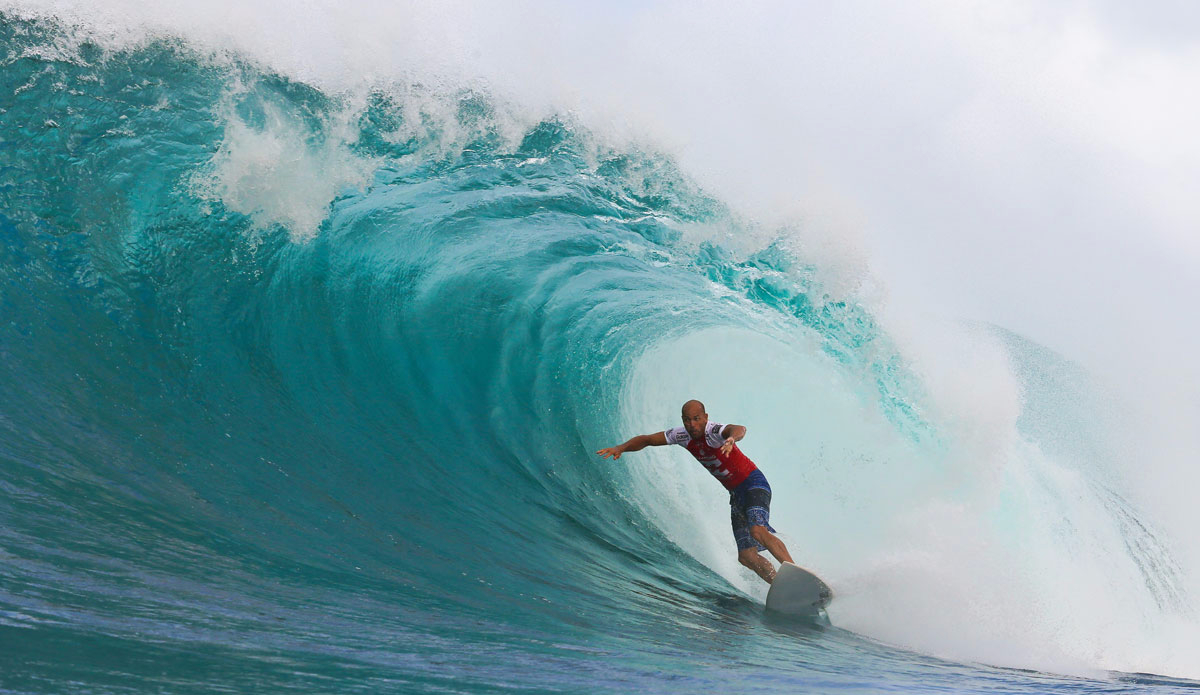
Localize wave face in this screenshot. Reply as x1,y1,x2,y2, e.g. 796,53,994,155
1,13,1198,693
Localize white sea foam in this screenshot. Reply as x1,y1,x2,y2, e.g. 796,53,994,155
190,95,374,241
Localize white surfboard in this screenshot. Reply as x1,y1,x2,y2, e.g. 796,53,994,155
765,562,833,616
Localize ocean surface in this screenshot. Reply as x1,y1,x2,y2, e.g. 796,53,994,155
2,9,1199,694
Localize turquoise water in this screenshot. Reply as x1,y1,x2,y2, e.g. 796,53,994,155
1,13,1197,693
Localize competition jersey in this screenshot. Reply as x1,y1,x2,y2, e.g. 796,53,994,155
664,422,758,491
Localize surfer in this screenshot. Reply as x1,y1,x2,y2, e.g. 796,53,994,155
596,400,793,583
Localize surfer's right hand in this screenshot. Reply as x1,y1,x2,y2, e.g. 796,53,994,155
596,446,623,460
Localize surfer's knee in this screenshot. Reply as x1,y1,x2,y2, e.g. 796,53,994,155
749,525,772,543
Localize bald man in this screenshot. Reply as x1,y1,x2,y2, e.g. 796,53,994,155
597,400,793,583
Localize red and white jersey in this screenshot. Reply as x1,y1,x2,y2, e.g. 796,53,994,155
664,422,758,490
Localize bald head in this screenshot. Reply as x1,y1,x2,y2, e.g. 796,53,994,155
681,400,708,439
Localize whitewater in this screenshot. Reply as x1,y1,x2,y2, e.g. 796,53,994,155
2,3,1200,693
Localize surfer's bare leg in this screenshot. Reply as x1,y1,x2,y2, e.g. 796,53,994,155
738,548,776,583
749,525,793,565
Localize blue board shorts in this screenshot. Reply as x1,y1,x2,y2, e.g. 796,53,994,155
730,469,775,552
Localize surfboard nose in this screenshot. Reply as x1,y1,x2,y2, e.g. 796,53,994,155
765,562,834,616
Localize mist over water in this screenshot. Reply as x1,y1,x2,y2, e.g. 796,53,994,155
2,2,1199,691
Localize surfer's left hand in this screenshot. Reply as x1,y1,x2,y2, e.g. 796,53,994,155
720,438,736,455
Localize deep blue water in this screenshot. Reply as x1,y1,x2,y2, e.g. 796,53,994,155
1,13,1197,693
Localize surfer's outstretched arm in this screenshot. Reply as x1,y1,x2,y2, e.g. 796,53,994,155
596,432,668,460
